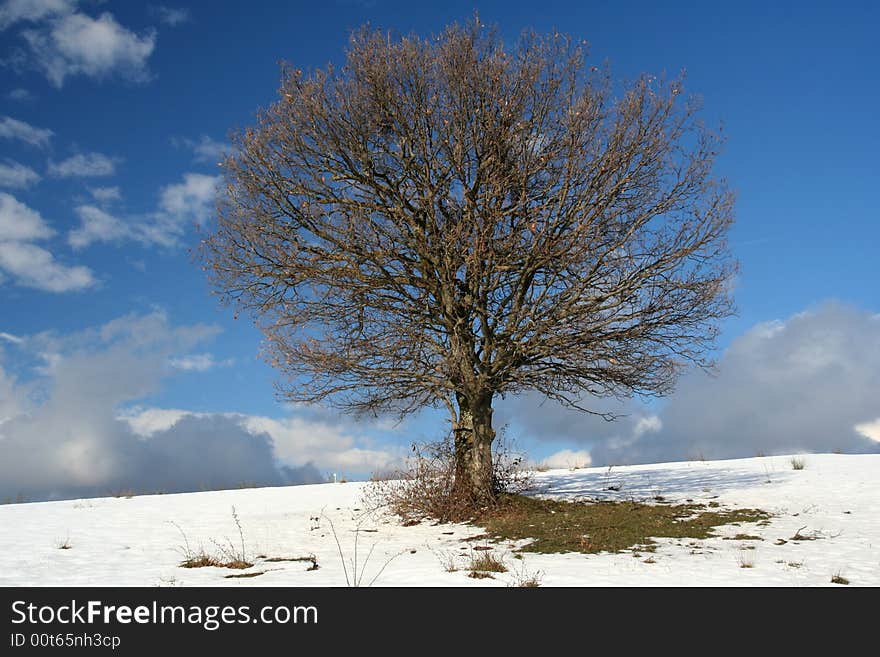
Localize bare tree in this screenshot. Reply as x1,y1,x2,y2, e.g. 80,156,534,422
200,19,736,504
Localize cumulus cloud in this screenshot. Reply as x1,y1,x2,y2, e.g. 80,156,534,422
17,9,156,87
0,0,75,30
854,419,880,443
0,192,53,240
0,311,399,501
168,352,233,372
138,172,219,246
154,6,189,27
68,173,219,249
503,302,880,466
49,152,119,177
239,415,398,475
6,87,33,101
173,135,230,164
540,449,592,470
68,204,129,249
497,390,643,448
0,192,95,292
88,186,121,204
0,240,95,292
158,172,217,223
120,408,398,478
0,115,53,147
0,331,23,344
0,159,40,188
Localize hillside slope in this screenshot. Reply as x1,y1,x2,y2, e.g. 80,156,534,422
1,454,876,586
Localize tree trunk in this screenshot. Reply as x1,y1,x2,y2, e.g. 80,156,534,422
452,391,496,505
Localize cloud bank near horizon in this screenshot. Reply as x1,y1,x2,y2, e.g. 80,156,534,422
499,302,880,466
1,302,878,502
0,311,399,502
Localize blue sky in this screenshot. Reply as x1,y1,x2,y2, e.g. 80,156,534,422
1,1,878,500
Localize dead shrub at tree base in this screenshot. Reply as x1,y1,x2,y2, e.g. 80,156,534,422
364,435,533,523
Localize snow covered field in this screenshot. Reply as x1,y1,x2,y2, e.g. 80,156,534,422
1,453,876,587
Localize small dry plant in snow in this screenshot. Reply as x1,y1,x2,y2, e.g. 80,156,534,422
172,506,253,569
323,510,403,587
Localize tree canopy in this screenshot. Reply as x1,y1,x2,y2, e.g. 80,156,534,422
201,19,736,501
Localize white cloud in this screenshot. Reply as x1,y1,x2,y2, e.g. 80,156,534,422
19,10,156,87
155,6,189,27
117,406,191,435
158,172,218,223
500,302,880,465
89,185,121,203
239,414,397,474
0,192,95,292
68,204,129,249
7,88,34,101
0,312,397,501
0,115,53,147
49,152,119,177
0,358,25,427
629,304,880,463
0,331,23,344
137,172,219,246
633,415,662,438
0,192,53,240
0,0,76,30
2,3,158,87
0,159,40,188
119,408,397,476
855,419,880,443
168,352,233,372
541,449,592,470
68,173,220,249
0,240,95,292
174,135,230,164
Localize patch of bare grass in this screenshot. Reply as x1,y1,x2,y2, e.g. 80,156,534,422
471,494,770,555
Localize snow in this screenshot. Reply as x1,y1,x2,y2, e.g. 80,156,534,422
1,453,877,586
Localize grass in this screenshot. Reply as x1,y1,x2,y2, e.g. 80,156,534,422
467,571,495,579
471,494,770,555
172,506,254,570
790,526,822,541
435,550,462,573
514,576,542,587
323,511,403,587
722,533,764,542
224,571,265,579
830,572,850,585
737,553,755,569
508,559,543,587
467,551,507,574
179,552,252,569
263,555,319,570
790,456,806,470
